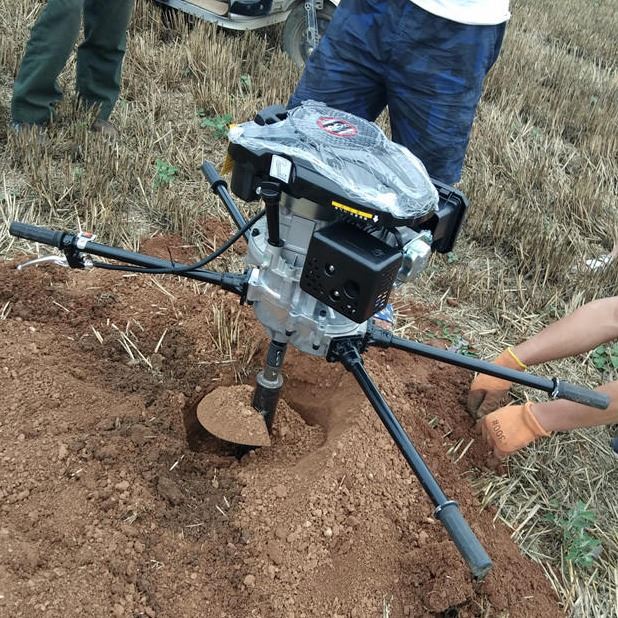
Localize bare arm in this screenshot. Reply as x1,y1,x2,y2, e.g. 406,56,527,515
514,296,618,366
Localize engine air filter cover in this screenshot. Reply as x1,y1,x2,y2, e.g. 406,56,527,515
300,222,402,323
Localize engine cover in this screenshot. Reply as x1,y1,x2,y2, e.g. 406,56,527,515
300,222,401,322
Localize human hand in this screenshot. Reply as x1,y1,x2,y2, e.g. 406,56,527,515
467,349,523,418
479,402,550,458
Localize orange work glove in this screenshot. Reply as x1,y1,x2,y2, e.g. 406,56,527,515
480,402,551,458
467,348,526,418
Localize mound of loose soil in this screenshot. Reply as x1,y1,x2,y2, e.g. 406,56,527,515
0,239,563,617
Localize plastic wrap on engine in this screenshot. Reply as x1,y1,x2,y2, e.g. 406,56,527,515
228,100,438,221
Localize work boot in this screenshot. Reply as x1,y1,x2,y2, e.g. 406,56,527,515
10,121,49,146
90,118,119,139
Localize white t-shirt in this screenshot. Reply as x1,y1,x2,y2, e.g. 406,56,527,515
411,0,510,25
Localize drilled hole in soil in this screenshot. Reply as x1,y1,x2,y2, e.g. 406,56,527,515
182,372,339,460
282,349,363,436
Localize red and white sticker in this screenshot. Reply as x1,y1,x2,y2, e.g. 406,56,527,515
316,116,358,138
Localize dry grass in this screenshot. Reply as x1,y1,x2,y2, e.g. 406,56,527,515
0,0,616,615
206,299,260,381
0,2,298,248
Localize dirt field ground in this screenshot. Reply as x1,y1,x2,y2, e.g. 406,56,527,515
0,240,563,617
1,1,617,617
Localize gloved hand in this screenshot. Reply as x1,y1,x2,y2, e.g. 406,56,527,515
467,348,525,418
480,402,551,458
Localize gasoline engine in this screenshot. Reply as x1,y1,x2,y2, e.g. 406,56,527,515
223,102,465,355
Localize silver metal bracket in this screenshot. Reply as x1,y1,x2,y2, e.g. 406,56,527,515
304,0,320,53
434,500,458,517
76,231,96,250
550,378,561,399
16,254,94,271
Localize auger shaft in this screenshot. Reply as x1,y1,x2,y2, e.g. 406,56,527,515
252,340,288,431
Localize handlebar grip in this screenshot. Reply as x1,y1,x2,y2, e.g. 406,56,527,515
555,381,610,410
201,161,226,190
436,502,492,579
9,222,65,248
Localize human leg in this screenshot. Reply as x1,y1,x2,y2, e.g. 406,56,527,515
11,0,83,125
386,3,506,184
288,0,391,120
76,0,135,121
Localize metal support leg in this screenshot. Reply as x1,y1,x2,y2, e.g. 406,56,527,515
331,338,492,579
367,326,609,410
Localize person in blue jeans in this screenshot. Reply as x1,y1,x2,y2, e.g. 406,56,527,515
288,0,509,325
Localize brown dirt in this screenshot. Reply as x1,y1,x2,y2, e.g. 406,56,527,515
0,239,563,618
197,385,271,447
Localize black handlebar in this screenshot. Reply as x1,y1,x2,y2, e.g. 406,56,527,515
552,380,609,409
201,160,249,238
368,330,610,411
201,160,225,189
436,502,492,579
9,221,248,295
9,222,66,249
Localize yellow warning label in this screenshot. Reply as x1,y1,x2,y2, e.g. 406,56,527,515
220,152,233,175
219,123,238,175
331,200,373,219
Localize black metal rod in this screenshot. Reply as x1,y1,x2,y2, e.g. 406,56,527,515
341,349,449,505
258,182,283,247
368,329,609,410
84,240,247,294
201,161,249,239
217,185,249,240
334,341,491,578
253,340,288,431
9,222,248,295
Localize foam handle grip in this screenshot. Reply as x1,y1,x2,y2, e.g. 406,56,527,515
557,382,610,410
9,222,65,248
436,502,492,579
201,161,225,189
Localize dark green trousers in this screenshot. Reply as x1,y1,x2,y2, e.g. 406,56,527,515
11,0,134,124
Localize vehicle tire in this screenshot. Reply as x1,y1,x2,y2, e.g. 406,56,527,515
282,1,336,68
